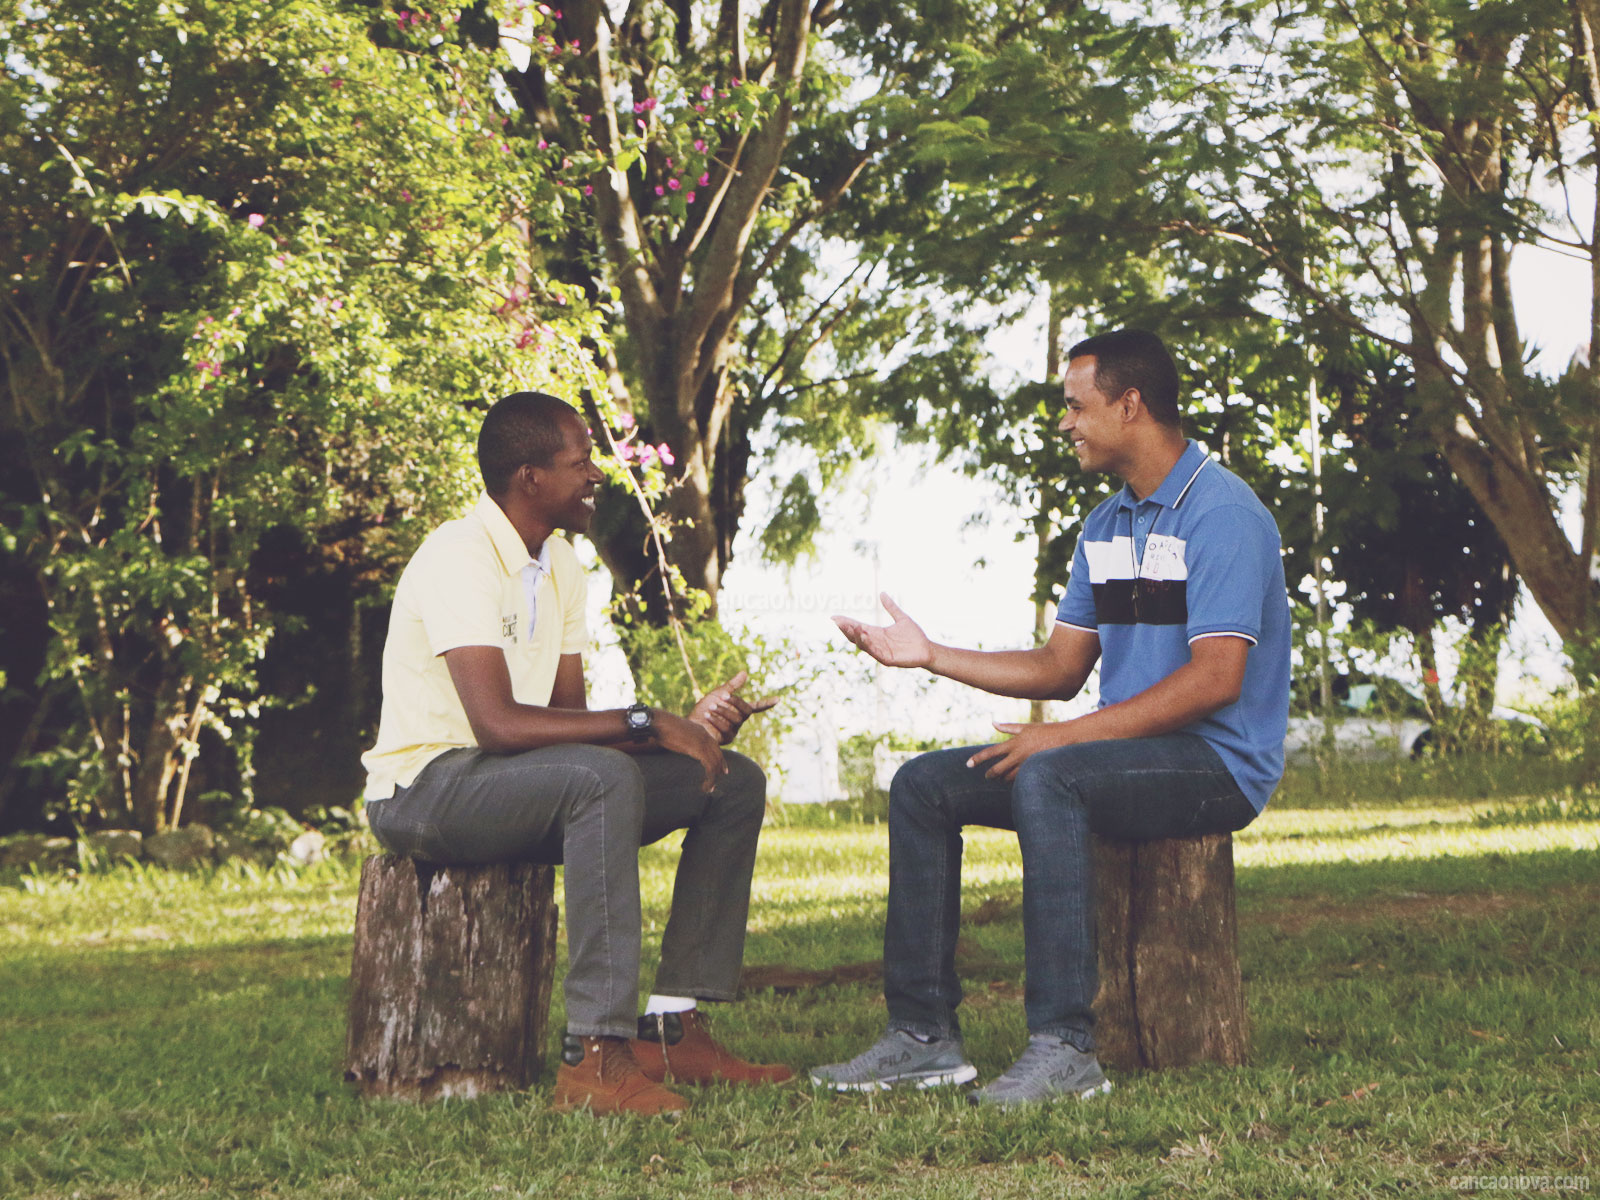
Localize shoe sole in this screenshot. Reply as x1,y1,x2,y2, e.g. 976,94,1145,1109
810,1063,979,1092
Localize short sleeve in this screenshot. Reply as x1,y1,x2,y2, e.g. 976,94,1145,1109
408,536,506,656
1055,534,1098,631
1184,504,1278,645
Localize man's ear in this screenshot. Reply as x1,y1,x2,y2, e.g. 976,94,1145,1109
1119,389,1143,421
515,461,540,494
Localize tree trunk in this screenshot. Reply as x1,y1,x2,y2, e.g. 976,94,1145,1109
1092,832,1248,1071
345,856,559,1100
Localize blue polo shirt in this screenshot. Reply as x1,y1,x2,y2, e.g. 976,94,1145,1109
1056,440,1291,812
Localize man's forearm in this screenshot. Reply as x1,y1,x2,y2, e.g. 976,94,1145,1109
926,643,1084,701
471,704,638,755
1057,658,1239,743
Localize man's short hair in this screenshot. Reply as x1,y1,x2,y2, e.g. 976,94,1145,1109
477,391,581,496
1066,329,1182,427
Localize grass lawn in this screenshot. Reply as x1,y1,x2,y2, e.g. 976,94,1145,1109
1,773,1597,1199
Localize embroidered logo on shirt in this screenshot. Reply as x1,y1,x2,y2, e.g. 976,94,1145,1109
501,614,518,641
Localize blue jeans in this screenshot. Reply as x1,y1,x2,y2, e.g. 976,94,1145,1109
885,733,1257,1052
367,745,766,1039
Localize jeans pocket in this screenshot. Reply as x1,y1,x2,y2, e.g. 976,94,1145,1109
1185,788,1254,836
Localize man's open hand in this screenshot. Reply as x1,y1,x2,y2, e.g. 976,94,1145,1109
689,670,779,746
832,593,933,669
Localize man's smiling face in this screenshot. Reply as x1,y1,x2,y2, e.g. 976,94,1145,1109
536,414,604,534
1059,354,1128,476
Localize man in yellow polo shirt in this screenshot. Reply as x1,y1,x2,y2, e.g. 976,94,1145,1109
362,391,789,1116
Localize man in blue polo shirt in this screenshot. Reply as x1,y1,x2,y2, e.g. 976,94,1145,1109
813,328,1290,1106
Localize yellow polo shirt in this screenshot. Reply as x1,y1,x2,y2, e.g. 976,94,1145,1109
361,492,589,801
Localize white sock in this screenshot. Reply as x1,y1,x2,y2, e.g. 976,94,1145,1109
644,994,697,1015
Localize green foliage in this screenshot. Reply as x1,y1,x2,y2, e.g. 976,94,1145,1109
0,0,600,832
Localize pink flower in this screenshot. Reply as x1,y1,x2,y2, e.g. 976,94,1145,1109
538,139,548,149
583,184,593,196
633,101,645,114
656,443,675,466
580,113,591,123
701,84,714,100
665,157,673,167
638,444,659,465
698,172,709,186
686,191,695,203
537,2,551,11
330,78,344,88
616,412,635,429
247,213,265,228
668,178,680,190
694,104,705,112
694,139,706,152
731,77,742,87
330,299,343,311
637,119,646,131
617,441,635,461
399,188,413,202
654,185,664,195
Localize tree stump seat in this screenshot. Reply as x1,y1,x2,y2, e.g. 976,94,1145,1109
1092,830,1248,1071
344,855,559,1100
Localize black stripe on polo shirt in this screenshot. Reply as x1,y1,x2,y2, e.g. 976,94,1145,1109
1092,579,1188,626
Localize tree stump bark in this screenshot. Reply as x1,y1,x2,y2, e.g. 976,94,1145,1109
1092,832,1248,1071
344,855,558,1100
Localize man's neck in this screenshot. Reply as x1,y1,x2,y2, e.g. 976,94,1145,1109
1120,433,1188,500
493,492,553,559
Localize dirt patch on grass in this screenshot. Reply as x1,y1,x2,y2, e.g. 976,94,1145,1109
1248,881,1600,936
742,883,1600,994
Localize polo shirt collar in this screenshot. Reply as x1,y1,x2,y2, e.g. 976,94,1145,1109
1117,439,1210,511
473,491,539,577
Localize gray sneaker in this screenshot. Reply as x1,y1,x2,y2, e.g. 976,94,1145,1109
969,1034,1112,1108
810,1028,978,1091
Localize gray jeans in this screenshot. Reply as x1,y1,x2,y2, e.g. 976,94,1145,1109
367,744,767,1039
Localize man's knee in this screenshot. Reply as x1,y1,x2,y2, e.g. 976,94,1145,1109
1011,752,1083,817
564,745,648,818
888,749,956,822
717,750,767,817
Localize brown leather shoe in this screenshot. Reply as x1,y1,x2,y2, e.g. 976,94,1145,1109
631,1010,795,1085
551,1033,689,1115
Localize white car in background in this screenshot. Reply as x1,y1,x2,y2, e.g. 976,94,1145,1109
1283,682,1544,761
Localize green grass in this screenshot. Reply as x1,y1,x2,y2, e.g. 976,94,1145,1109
2,771,1598,1199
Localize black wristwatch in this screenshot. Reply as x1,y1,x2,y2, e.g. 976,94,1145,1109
624,702,655,742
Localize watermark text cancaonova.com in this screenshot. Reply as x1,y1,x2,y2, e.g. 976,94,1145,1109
1450,1175,1590,1193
